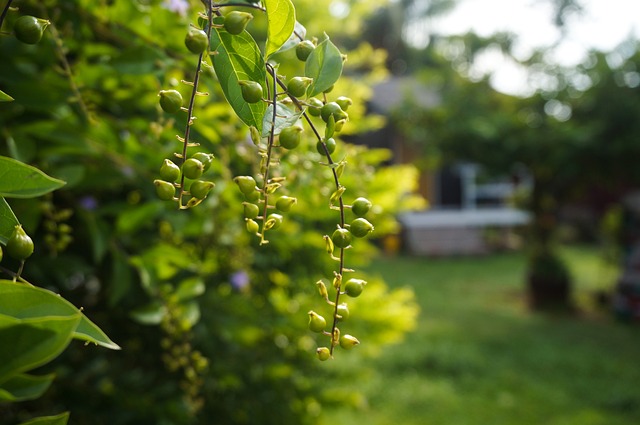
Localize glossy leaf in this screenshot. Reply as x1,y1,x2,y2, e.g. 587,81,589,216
0,197,19,245
0,280,121,350
210,27,267,131
175,277,206,301
305,36,343,97
264,0,296,58
0,373,56,402
0,156,66,198
276,21,306,54
0,314,80,383
261,102,303,137
0,89,14,102
130,301,166,325
18,412,70,425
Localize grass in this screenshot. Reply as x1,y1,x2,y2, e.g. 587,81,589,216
320,246,640,425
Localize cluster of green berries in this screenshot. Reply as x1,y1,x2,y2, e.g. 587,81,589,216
1,225,35,263
155,153,215,206
13,15,49,45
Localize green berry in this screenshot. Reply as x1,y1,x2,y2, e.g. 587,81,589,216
336,303,349,321
0,245,3,263
190,180,215,199
182,158,204,180
351,197,372,217
316,138,336,155
224,11,253,35
154,180,176,201
350,217,374,238
234,176,257,195
239,80,263,104
308,311,326,333
320,102,348,123
185,27,209,54
316,347,331,361
246,219,259,234
265,213,283,230
307,98,323,117
279,126,302,149
335,96,353,111
275,196,297,212
296,40,315,61
344,278,366,298
331,228,352,249
159,90,183,113
287,77,312,98
160,159,180,182
243,202,260,219
244,189,260,202
191,152,214,171
14,16,46,45
6,225,34,261
339,334,360,350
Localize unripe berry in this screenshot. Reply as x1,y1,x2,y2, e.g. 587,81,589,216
185,27,209,54
0,245,3,263
190,180,215,199
224,11,253,35
339,334,360,350
265,213,283,230
316,347,331,361
350,217,374,238
191,152,214,171
335,96,353,111
316,138,336,155
275,196,297,212
279,126,302,150
234,176,257,195
239,80,263,104
351,197,372,217
14,16,46,45
307,98,323,117
344,278,366,298
308,311,326,333
160,159,181,182
246,219,259,234
154,180,176,201
6,225,34,261
243,202,260,219
159,90,183,113
336,303,349,321
331,228,352,249
182,158,204,180
320,102,348,123
296,40,315,61
287,77,313,98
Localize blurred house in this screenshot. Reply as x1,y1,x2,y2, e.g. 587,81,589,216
356,77,531,255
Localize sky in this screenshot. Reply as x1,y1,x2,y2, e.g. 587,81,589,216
407,0,640,96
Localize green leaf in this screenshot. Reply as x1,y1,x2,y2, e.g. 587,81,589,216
0,314,80,383
0,156,66,198
261,102,303,137
210,27,267,131
0,280,120,351
0,197,20,245
130,301,166,325
264,0,296,58
305,36,344,97
0,89,14,102
0,373,56,402
175,277,205,301
275,21,306,54
18,412,70,425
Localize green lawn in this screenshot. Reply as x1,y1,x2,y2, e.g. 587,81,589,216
320,246,640,425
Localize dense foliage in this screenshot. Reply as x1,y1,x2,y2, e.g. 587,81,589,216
0,0,422,424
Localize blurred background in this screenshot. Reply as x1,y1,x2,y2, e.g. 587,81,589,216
2,0,640,424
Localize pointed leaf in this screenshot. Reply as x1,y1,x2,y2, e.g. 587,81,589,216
175,277,205,302
18,412,70,425
0,197,20,245
0,280,120,350
261,102,303,137
0,156,66,198
305,36,344,97
276,21,306,54
130,301,166,325
264,0,296,58
0,89,14,102
210,27,267,131
0,373,56,402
